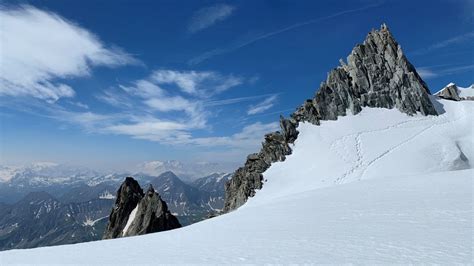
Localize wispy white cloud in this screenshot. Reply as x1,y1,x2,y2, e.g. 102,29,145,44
151,70,214,95
93,69,263,146
188,4,235,33
120,80,165,98
105,119,190,140
247,95,278,115
417,68,439,79
150,70,242,96
0,5,139,102
188,3,382,65
68,101,89,109
417,64,474,79
2,75,279,163
204,93,278,107
184,122,279,148
102,119,277,150
144,96,197,114
0,5,280,157
95,89,134,108
411,31,474,55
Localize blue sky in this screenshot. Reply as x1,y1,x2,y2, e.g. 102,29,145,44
0,0,473,169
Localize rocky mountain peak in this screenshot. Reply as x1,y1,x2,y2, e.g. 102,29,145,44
123,186,180,237
435,83,474,101
103,177,180,239
223,24,438,212
103,177,143,239
146,184,155,195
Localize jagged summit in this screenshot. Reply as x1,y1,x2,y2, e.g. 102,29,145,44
223,24,438,212
103,177,180,239
103,177,144,239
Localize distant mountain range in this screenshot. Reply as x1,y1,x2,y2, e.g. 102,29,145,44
146,171,232,225
136,160,236,182
0,161,234,203
0,166,232,250
0,191,112,251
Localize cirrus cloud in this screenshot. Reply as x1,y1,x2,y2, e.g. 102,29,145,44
188,4,235,33
0,5,139,102
247,95,278,115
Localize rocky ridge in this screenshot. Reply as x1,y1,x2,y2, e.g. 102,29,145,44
435,83,474,101
103,177,180,239
123,185,181,236
223,24,438,212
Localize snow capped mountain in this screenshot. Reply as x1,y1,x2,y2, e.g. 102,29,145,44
0,160,234,188
191,173,232,212
0,164,122,204
0,163,101,186
144,171,229,224
0,24,472,263
137,160,235,181
0,165,19,183
1,97,471,263
0,191,112,250
192,172,232,193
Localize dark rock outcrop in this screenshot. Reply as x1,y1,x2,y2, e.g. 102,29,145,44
435,83,461,101
103,177,143,239
123,185,181,236
223,23,438,212
103,177,180,239
434,83,474,101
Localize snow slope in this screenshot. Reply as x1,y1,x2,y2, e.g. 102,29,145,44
458,84,474,98
0,98,472,264
254,96,472,205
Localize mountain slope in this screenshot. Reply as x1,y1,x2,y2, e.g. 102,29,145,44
0,192,112,250
192,172,232,211
149,171,204,214
1,97,471,264
224,24,438,211
192,173,232,194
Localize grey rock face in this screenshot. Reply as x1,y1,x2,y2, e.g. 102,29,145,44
223,24,438,212
103,177,143,239
103,177,180,239
435,83,462,101
124,185,181,236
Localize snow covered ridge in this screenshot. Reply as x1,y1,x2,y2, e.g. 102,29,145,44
224,23,438,211
253,97,472,204
0,97,471,264
434,83,474,101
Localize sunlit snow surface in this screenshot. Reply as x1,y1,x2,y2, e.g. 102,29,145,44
0,98,472,264
458,84,474,98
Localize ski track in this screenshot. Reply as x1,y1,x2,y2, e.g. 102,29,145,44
330,110,466,184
